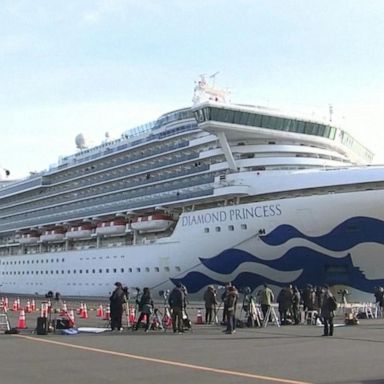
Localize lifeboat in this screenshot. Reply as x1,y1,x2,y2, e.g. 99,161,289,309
40,228,66,242
95,218,126,236
18,231,40,245
66,224,94,239
131,214,174,233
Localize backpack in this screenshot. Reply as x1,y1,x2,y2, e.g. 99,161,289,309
328,296,338,311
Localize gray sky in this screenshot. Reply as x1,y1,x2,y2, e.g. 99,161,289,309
1,0,384,178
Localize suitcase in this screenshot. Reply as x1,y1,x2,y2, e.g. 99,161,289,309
36,317,48,335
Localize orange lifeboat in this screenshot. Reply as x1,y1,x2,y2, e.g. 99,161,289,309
66,223,94,239
40,227,66,242
131,214,174,233
95,218,126,236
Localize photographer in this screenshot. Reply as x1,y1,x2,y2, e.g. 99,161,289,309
134,287,153,332
168,283,186,333
259,283,274,320
109,282,125,331
203,285,217,324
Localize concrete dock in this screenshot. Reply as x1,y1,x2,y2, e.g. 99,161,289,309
1,297,384,384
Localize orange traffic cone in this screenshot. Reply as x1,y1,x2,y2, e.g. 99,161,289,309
68,310,76,326
31,299,36,312
103,306,111,321
25,300,32,313
4,297,9,311
128,305,136,325
195,308,203,324
78,302,84,316
96,304,104,318
59,302,68,316
17,309,27,329
12,299,18,311
81,303,88,319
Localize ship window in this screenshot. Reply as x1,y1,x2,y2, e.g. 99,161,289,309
241,224,247,230
79,270,83,274
128,268,132,272
92,269,95,273
155,267,159,272
113,268,117,273
215,227,221,232
228,225,234,231
121,268,124,273
68,270,71,274
62,270,64,274
145,267,150,272
99,269,102,273
164,266,170,272
36,260,38,264
175,266,181,272
35,271,38,275
23,261,25,264
136,268,141,272
106,269,109,273
45,271,48,274
204,228,209,233
85,269,89,273
56,270,59,274
73,270,76,274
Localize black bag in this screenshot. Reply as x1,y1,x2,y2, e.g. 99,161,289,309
55,319,71,329
36,317,48,335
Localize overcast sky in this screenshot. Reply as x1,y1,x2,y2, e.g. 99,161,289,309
1,0,384,178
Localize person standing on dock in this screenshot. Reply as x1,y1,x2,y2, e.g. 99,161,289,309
321,285,337,336
203,285,217,324
259,283,274,320
109,282,125,331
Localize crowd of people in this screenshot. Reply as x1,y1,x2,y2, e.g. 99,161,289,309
108,281,355,337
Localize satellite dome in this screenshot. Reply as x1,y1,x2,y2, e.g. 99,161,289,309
75,133,87,149
0,167,10,180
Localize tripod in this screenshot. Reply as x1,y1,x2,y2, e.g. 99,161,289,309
155,290,172,332
240,291,261,327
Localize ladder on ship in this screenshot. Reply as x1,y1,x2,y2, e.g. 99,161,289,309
0,302,11,332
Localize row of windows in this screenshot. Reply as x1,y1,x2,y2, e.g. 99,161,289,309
1,265,181,275
204,223,247,233
195,107,337,140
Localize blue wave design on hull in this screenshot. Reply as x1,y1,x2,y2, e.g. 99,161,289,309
172,216,384,294
261,216,384,250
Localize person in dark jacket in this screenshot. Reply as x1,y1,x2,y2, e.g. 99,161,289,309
134,287,153,332
321,285,336,336
168,283,186,333
109,282,125,331
203,285,217,324
224,286,238,334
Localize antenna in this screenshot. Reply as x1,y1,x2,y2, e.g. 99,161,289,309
209,71,220,86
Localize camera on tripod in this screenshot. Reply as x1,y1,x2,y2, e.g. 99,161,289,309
159,289,170,301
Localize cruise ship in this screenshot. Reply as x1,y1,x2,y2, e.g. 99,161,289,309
1,76,383,301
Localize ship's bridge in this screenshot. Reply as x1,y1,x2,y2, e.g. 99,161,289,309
192,101,374,169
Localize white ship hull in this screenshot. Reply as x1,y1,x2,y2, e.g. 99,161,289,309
1,186,383,301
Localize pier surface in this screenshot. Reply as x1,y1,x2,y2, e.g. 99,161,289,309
1,296,383,384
